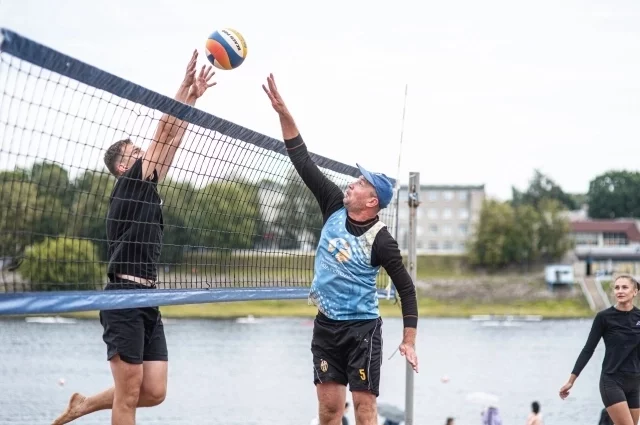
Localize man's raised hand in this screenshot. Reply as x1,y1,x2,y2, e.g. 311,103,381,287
262,73,290,116
188,64,217,100
181,50,198,89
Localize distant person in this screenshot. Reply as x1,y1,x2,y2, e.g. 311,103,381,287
446,417,455,425
526,401,543,425
482,406,502,425
342,402,349,425
559,274,640,425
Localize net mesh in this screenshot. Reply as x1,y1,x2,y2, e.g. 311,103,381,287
0,29,397,299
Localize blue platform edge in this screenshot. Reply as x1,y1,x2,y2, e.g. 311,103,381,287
0,288,396,316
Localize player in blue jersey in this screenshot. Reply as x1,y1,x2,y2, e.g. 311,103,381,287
263,74,419,425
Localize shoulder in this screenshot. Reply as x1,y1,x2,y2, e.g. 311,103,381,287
595,307,616,324
597,306,615,316
373,224,395,244
326,207,346,221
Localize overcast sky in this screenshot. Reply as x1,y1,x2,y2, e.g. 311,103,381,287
1,0,638,199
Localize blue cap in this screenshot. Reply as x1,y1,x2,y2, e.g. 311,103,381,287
357,163,394,209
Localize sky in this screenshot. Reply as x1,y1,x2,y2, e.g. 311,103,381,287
1,0,639,200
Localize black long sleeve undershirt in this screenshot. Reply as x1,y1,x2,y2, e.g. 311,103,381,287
284,134,418,328
572,306,640,377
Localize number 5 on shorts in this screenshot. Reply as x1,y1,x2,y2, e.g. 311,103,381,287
359,368,366,380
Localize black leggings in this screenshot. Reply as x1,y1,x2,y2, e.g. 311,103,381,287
600,373,640,409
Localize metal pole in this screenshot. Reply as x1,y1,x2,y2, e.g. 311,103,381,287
405,172,420,425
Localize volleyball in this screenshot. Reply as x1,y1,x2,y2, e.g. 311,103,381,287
205,28,248,70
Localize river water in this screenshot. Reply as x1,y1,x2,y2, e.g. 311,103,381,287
0,315,605,425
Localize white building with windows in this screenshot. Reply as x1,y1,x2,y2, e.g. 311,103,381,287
396,184,485,254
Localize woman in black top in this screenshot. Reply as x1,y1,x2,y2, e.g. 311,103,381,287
559,274,640,425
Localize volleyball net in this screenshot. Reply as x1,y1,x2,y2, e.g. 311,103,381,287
0,28,398,315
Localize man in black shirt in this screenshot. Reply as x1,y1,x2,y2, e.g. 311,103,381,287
263,73,418,425
51,51,216,425
560,274,640,425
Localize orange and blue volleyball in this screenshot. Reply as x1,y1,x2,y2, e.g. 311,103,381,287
205,28,248,70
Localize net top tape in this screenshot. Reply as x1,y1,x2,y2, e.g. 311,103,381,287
0,28,395,185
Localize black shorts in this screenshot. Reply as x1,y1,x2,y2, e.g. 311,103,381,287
600,373,640,408
311,313,383,397
99,277,168,365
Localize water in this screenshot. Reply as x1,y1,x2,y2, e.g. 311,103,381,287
0,316,605,425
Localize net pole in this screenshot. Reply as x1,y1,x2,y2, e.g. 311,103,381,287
405,171,420,425
393,84,408,239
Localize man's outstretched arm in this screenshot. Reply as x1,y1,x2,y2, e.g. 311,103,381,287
373,231,419,373
262,73,343,219
142,50,216,182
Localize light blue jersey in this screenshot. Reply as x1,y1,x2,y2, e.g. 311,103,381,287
309,207,386,320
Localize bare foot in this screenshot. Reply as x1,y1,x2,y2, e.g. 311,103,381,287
51,393,86,425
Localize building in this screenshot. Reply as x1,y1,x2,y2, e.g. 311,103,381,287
571,219,640,247
396,184,485,254
570,219,640,276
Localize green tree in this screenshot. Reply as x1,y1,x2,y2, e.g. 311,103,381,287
30,161,74,208
512,169,576,210
21,237,104,291
469,198,572,269
468,200,515,270
0,173,42,257
68,171,115,259
587,171,640,219
537,199,574,261
506,204,540,266
190,179,261,250
158,179,198,263
274,169,323,249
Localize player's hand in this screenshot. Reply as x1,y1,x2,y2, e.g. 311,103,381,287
262,73,290,116
559,381,573,399
181,50,198,88
399,342,418,373
188,64,217,99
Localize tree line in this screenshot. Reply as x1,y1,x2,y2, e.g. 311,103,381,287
468,169,640,269
0,161,323,288
3,160,639,283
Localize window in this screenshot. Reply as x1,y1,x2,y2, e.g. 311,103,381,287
442,224,452,235
442,208,452,219
459,224,468,235
458,208,469,220
603,232,628,246
428,241,438,250
443,191,454,201
457,241,466,251
428,209,438,219
429,224,438,234
458,191,468,201
428,191,438,201
573,232,598,246
443,241,453,250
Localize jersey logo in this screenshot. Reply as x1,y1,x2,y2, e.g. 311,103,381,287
636,321,640,326
327,238,352,263
320,359,328,372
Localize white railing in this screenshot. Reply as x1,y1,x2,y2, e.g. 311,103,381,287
578,278,596,312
